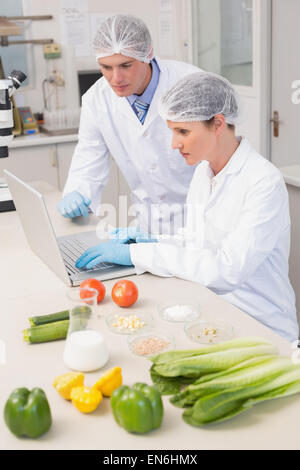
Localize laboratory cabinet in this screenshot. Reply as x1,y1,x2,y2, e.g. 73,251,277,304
0,144,59,188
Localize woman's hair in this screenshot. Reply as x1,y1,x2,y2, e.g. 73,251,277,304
203,117,235,131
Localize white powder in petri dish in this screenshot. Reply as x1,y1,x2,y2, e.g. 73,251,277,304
163,304,196,321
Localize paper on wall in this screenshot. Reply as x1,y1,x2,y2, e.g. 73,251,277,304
160,0,173,13
60,0,90,57
61,0,88,11
159,11,175,57
90,13,113,44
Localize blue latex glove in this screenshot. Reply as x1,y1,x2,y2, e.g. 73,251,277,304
57,191,91,218
110,227,157,244
75,242,133,269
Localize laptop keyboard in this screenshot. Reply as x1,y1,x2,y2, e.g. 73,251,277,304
58,237,115,276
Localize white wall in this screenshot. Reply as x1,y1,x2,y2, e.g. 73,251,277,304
16,0,266,155
17,0,189,113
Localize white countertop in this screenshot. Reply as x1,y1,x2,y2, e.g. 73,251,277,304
280,164,300,188
9,133,78,149
1,182,300,450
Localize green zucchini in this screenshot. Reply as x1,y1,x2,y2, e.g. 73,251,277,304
23,320,70,344
29,310,70,327
28,306,91,327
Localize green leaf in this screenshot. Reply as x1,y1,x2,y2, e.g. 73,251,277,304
183,396,245,426
152,344,277,378
192,355,276,385
184,367,300,425
172,356,294,407
150,337,274,365
150,367,181,395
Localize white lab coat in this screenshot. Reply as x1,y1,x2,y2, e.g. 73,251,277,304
63,57,200,233
130,138,299,342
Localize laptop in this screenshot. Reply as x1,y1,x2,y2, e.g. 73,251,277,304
4,170,136,286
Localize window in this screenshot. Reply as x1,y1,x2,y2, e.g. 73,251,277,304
0,1,29,85
192,0,253,87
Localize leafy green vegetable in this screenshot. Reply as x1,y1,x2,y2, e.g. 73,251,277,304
183,366,300,425
150,337,275,365
170,355,293,407
150,365,194,395
152,344,277,379
149,336,300,425
150,367,181,395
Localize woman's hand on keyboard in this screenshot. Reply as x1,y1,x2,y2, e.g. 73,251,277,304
110,227,157,244
75,241,133,269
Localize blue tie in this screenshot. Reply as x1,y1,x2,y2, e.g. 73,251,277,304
133,98,149,125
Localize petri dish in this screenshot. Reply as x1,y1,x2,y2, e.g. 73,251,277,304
128,329,175,358
158,302,200,323
105,311,153,335
184,319,234,345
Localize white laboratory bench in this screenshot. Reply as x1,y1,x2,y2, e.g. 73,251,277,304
8,132,78,149
1,182,300,450
280,164,300,189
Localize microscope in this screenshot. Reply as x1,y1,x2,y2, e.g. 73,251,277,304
0,69,27,158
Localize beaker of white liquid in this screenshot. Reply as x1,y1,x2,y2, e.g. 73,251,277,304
63,287,109,372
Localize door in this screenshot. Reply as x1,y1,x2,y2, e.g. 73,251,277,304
190,0,265,152
271,0,300,167
271,0,300,326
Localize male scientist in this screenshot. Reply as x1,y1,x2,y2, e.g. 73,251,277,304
58,14,200,234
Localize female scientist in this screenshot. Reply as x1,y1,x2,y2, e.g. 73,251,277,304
76,72,299,342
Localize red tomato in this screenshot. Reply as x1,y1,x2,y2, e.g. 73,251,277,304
111,280,138,307
80,279,106,304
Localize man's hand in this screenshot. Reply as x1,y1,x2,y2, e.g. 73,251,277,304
57,191,91,218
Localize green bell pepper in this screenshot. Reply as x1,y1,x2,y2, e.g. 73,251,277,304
111,382,163,434
4,387,52,438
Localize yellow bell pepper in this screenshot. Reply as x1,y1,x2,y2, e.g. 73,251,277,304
70,386,102,413
53,372,84,400
93,367,122,397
